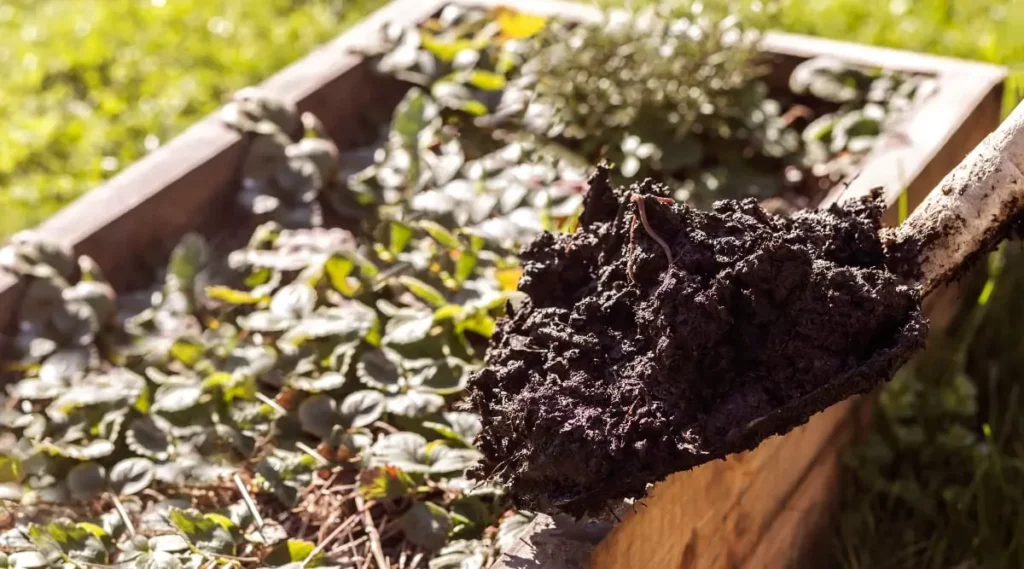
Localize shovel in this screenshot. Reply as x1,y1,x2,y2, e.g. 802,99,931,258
469,100,1024,517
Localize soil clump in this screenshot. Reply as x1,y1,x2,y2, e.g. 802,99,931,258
468,167,929,517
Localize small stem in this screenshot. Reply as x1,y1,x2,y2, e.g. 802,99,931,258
304,513,360,567
355,495,389,569
109,493,136,538
232,474,266,543
296,441,330,466
254,392,287,416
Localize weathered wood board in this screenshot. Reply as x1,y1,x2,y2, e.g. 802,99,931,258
0,1,1007,567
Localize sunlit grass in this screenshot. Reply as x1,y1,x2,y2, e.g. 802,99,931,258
0,0,386,236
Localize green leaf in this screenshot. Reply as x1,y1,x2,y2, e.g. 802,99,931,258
392,88,438,142
0,455,24,484
358,465,417,500
265,539,320,567
399,276,448,308
270,283,318,318
149,535,190,553
425,443,483,474
167,234,208,288
357,349,403,391
434,304,463,321
297,394,339,438
280,304,376,345
206,285,264,305
496,8,547,40
203,371,255,402
412,359,469,395
421,32,476,63
386,390,445,418
41,439,116,460
340,390,386,428
67,462,107,501
423,412,482,446
418,220,461,249
126,416,173,461
383,309,436,346
238,310,294,332
31,521,109,564
167,509,237,555
12,378,63,400
450,496,496,536
9,551,50,569
400,502,452,550
467,70,507,91
38,348,89,384
497,511,536,551
109,458,155,496
389,220,414,256
290,371,348,393
458,311,496,339
152,384,204,414
324,256,358,296
370,432,430,473
430,540,489,569
170,338,205,367
136,551,183,569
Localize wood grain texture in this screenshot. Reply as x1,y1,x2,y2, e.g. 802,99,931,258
0,0,1006,567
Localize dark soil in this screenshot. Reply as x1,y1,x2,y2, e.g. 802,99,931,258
467,167,929,518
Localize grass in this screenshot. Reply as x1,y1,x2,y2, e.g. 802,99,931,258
828,243,1024,568
0,0,384,237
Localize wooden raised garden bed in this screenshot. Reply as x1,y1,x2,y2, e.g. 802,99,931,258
0,1,1006,568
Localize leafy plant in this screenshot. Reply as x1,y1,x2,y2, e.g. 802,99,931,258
364,1,932,212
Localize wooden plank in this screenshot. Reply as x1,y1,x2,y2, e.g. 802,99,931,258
740,427,851,568
585,399,858,569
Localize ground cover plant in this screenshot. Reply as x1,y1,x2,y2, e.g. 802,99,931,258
0,2,945,567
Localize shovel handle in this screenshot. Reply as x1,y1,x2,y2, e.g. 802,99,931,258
888,101,1024,296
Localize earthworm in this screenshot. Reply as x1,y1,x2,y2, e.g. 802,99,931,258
630,193,676,271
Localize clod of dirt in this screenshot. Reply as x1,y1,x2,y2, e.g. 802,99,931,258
467,167,929,517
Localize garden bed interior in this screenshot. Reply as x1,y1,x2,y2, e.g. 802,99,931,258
0,0,1007,568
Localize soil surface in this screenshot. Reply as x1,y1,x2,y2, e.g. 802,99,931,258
468,167,929,517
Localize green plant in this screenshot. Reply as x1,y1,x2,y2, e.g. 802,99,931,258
830,243,1024,569
364,2,926,212
0,0,386,238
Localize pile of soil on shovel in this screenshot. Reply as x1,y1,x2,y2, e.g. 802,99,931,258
467,167,929,518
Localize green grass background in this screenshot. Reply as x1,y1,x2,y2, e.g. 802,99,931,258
0,0,1021,238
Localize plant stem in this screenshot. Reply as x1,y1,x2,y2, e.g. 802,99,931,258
109,493,136,538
